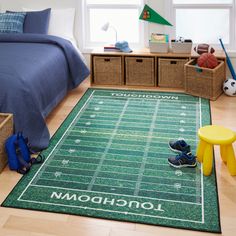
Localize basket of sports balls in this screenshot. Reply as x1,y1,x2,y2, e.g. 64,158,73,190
184,44,225,100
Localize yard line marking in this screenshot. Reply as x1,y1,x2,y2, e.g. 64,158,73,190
55,148,174,159
71,124,195,131
84,105,197,113
64,140,196,150
86,106,197,115
87,99,130,191
69,130,197,139
58,148,177,158
78,116,197,125
134,100,160,196
60,140,167,151
17,91,95,201
42,171,198,189
58,143,188,155
50,157,168,167
75,122,196,130
82,109,198,119
199,97,205,224
52,153,191,166
48,159,199,176
43,165,197,183
65,134,197,146
53,154,168,163
38,177,200,198
195,101,202,205
87,103,198,112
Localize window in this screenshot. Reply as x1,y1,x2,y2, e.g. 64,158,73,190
83,0,145,50
166,0,235,49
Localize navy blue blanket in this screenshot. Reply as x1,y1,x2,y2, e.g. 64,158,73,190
0,34,90,150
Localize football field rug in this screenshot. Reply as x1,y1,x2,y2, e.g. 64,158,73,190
2,89,221,233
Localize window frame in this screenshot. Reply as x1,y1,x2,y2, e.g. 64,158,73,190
165,0,236,50
81,0,147,52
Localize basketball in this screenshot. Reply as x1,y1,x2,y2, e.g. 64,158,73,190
197,53,218,69
194,44,215,55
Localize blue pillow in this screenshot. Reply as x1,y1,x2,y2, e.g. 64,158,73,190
0,13,26,33
7,8,51,34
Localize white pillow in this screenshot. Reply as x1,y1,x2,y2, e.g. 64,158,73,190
23,8,75,41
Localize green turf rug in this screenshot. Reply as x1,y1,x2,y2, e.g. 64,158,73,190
2,89,221,233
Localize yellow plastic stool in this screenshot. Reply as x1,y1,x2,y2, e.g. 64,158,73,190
197,125,236,176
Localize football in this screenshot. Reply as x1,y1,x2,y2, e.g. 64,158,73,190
223,78,236,96
194,44,215,55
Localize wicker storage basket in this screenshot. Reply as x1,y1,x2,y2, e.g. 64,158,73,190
125,57,155,86
158,58,189,88
93,56,123,85
0,113,13,173
171,42,192,54
185,59,225,100
149,41,169,53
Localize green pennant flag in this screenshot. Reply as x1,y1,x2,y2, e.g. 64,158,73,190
139,4,172,26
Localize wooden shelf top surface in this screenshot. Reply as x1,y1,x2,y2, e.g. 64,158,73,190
91,48,226,59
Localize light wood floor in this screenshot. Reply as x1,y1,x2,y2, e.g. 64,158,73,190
0,79,236,236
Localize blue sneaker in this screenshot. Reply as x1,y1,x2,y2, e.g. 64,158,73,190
168,152,197,168
169,139,191,153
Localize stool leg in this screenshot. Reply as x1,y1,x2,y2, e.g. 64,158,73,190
225,145,236,176
220,145,227,163
197,139,206,163
202,143,213,176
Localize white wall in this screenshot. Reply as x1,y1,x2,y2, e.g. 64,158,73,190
0,0,168,46
0,0,76,10
0,0,82,48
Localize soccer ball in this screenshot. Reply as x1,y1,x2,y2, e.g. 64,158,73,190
223,78,236,96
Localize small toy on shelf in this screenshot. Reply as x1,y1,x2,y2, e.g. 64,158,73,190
197,53,218,69
172,36,185,43
194,44,215,55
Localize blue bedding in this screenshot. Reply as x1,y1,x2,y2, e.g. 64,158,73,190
0,33,90,150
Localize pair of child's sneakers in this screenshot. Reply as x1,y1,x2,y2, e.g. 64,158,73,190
168,139,197,168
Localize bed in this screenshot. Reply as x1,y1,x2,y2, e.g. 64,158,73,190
0,33,90,150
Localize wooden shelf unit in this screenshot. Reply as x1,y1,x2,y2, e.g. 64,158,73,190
90,49,226,89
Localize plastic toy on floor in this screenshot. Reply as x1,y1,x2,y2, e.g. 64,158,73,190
197,125,236,176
